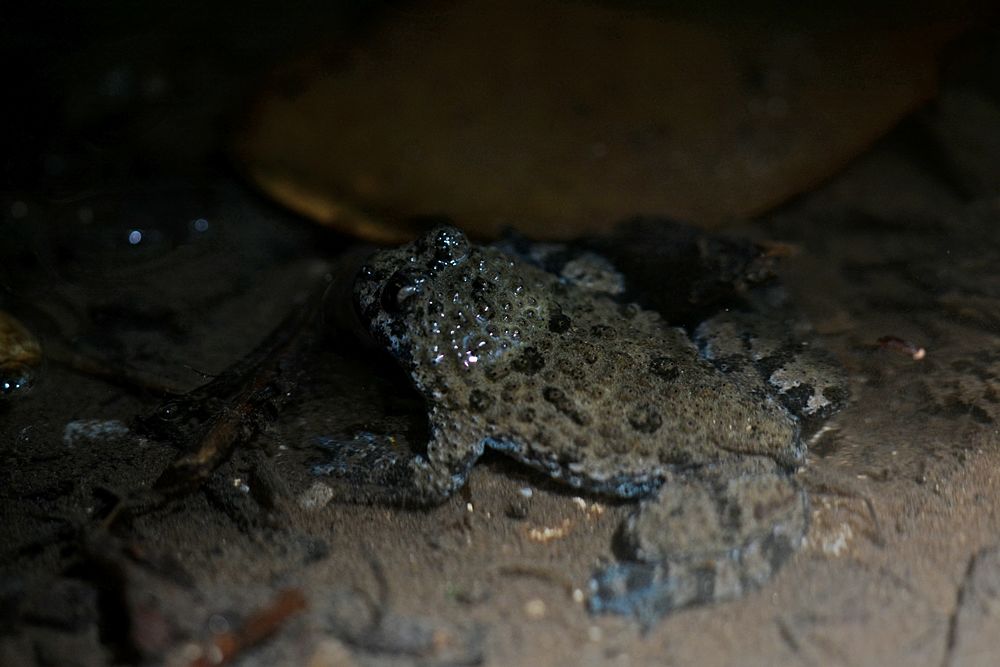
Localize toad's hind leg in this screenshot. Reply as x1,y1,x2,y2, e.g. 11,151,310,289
589,457,806,623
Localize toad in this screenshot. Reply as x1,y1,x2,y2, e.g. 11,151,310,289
348,225,846,620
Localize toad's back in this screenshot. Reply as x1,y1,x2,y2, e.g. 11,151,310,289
354,227,801,498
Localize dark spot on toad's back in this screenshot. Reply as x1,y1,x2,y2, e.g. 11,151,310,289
628,404,663,433
548,310,572,333
650,357,680,381
469,389,492,412
591,324,615,338
542,385,590,426
511,346,546,375
484,365,509,383
471,276,493,300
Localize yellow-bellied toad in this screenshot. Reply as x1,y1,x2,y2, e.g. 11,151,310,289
349,225,844,620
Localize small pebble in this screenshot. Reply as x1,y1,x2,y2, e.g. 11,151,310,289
298,482,334,510
524,598,546,619
63,419,130,447
307,638,358,667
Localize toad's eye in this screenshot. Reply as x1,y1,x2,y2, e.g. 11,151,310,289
381,268,427,313
432,227,470,265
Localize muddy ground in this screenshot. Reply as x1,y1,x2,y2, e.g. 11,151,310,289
3,7,1000,667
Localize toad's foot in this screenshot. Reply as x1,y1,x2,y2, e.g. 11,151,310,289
310,407,485,506
589,457,806,623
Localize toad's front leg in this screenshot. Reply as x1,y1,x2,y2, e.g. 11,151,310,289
313,404,485,506
589,457,806,623
402,405,489,502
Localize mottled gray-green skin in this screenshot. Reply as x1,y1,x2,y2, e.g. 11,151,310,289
354,226,802,502
353,226,831,619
